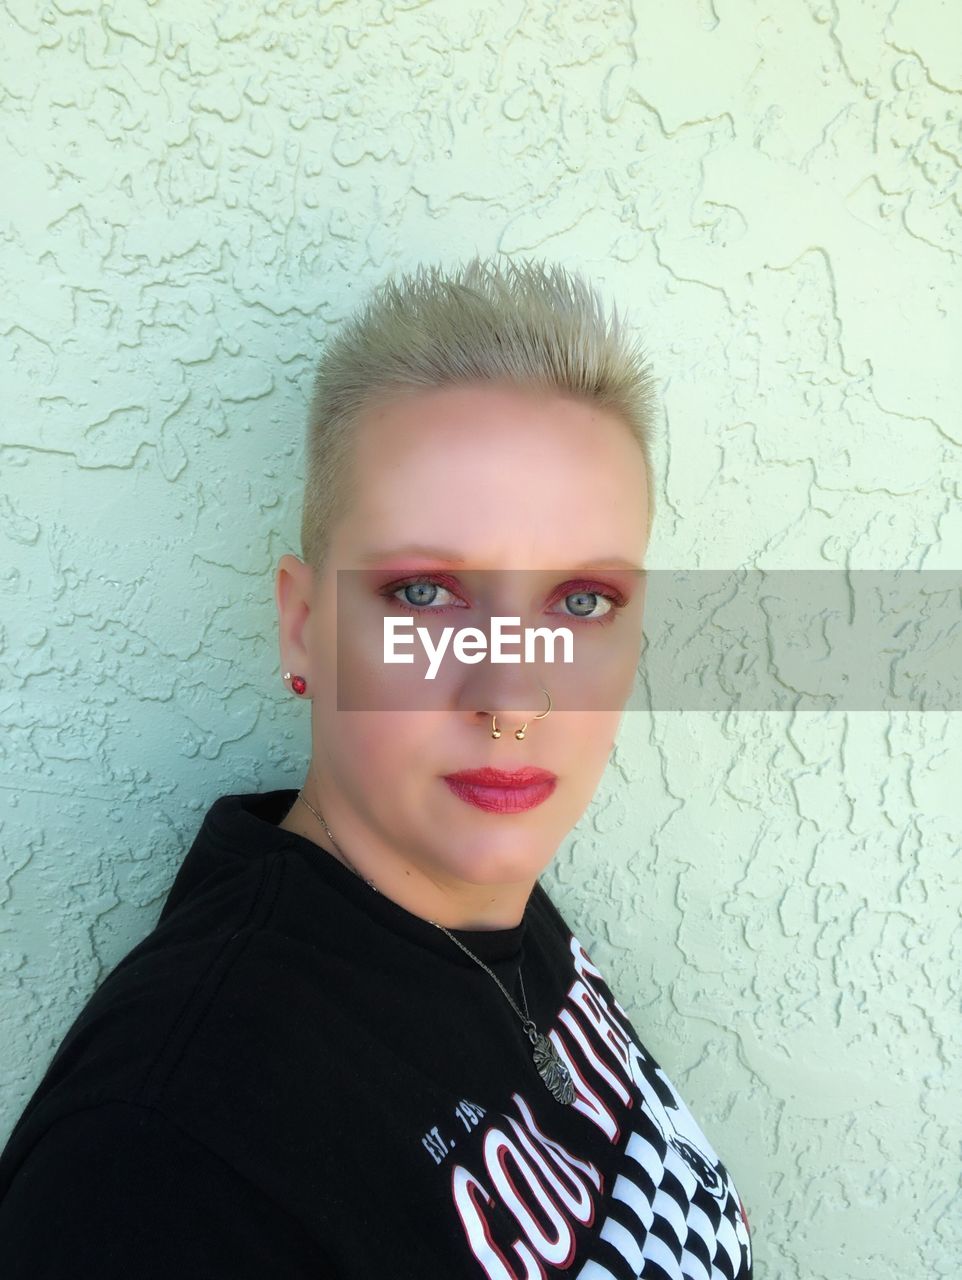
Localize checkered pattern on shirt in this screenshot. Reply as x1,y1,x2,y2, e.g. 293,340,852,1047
574,1039,752,1280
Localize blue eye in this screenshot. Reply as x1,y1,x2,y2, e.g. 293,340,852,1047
559,591,613,620
400,582,435,607
393,581,461,610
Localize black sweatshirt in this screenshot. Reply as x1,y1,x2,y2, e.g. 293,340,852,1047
0,789,753,1279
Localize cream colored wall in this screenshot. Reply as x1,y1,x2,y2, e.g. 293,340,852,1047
2,2,959,1275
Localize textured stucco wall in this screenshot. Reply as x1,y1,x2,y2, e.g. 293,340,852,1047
1,2,960,1276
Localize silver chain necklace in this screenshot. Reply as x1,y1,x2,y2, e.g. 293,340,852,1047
295,791,576,1106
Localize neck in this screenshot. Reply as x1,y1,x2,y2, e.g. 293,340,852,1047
277,802,532,931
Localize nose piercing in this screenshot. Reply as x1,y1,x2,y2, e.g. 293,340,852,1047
491,687,551,740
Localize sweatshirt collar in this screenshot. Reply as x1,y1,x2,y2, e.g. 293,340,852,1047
200,788,531,967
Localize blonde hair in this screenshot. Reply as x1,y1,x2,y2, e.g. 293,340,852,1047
300,255,657,570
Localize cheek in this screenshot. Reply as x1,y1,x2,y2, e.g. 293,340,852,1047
574,712,623,762
546,637,640,723
335,713,439,782
544,601,644,717
330,615,449,715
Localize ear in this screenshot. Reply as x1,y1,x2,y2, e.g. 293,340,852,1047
275,553,317,693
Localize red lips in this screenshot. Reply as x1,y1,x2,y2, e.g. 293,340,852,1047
442,767,557,814
444,766,556,788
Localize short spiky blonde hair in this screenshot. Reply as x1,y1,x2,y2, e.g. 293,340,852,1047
300,256,657,570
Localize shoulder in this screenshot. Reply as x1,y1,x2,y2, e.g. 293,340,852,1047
0,846,344,1239
0,1100,325,1277
1,846,297,1173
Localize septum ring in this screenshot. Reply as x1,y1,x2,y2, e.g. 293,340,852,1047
491,687,551,741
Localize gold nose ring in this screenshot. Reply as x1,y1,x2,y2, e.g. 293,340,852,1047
491,687,552,740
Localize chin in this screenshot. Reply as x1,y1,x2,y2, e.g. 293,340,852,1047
439,841,553,887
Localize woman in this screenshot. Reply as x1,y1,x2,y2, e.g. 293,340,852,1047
0,258,752,1278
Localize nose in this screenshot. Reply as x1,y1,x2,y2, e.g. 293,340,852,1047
476,686,551,740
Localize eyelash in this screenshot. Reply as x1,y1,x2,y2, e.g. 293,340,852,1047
377,573,628,626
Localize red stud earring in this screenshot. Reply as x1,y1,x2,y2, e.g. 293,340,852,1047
283,671,307,696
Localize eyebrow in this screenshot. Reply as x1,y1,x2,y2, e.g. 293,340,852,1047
358,544,644,572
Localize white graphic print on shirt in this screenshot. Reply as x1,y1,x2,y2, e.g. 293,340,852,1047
449,933,752,1280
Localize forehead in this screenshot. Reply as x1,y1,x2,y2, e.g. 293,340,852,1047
335,382,649,565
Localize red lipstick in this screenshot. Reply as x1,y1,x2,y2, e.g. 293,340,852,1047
442,766,557,814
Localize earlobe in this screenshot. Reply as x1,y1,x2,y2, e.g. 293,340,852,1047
275,554,315,695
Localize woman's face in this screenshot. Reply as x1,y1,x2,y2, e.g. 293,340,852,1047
280,380,649,899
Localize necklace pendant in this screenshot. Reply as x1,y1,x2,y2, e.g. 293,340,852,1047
531,1033,576,1105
